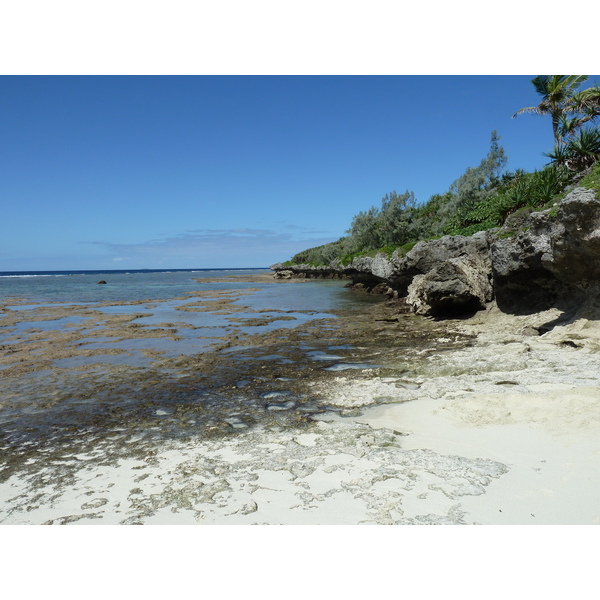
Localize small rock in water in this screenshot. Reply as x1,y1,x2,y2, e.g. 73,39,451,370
97,280,107,285
155,407,174,416
224,416,249,429
261,391,291,399
266,400,297,411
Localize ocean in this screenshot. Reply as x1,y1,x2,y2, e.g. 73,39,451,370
0,268,273,303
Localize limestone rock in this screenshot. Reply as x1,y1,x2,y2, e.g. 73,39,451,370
392,232,492,296
490,187,600,313
397,231,491,276
346,253,394,281
406,255,493,317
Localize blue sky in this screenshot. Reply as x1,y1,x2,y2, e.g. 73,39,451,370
2,74,598,271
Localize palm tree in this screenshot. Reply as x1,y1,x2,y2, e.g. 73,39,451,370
513,75,589,147
567,84,600,131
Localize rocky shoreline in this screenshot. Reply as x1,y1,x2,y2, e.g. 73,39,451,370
257,184,600,524
3,183,600,524
3,292,599,524
0,280,489,524
272,187,600,319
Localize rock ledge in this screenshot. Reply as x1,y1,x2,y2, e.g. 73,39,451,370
272,187,600,317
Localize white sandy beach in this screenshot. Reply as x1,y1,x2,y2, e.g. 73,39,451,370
1,304,599,525
350,305,600,525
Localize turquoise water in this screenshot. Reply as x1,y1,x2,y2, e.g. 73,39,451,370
0,268,369,313
0,269,267,304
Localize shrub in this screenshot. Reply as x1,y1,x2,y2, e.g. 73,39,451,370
444,165,574,236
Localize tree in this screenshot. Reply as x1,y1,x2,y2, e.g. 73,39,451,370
348,206,383,252
378,190,417,246
569,84,600,130
513,75,589,147
347,189,417,252
440,131,507,230
450,131,507,197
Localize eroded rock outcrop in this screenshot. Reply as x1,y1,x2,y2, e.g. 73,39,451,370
270,263,343,279
406,254,494,317
397,231,493,315
271,186,600,318
490,187,600,314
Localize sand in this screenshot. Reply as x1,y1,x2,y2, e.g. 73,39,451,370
346,305,600,524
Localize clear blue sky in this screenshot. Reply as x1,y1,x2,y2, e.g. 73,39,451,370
1,75,598,271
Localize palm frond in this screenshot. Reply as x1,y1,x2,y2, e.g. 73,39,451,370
569,85,600,122
517,75,591,148
557,113,584,137
568,127,600,157
547,75,588,96
543,144,570,165
531,75,551,97
545,127,600,170
563,75,590,90
512,106,544,118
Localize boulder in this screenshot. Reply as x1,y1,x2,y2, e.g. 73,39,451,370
342,254,396,291
543,188,600,283
390,231,492,295
406,254,493,317
397,231,491,274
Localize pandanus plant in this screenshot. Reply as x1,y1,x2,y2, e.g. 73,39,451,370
545,128,600,171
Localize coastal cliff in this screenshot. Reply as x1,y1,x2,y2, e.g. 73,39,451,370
271,186,600,318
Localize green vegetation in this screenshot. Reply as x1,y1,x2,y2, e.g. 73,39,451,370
514,75,600,171
287,76,600,268
445,164,574,235
513,76,590,147
579,161,600,195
